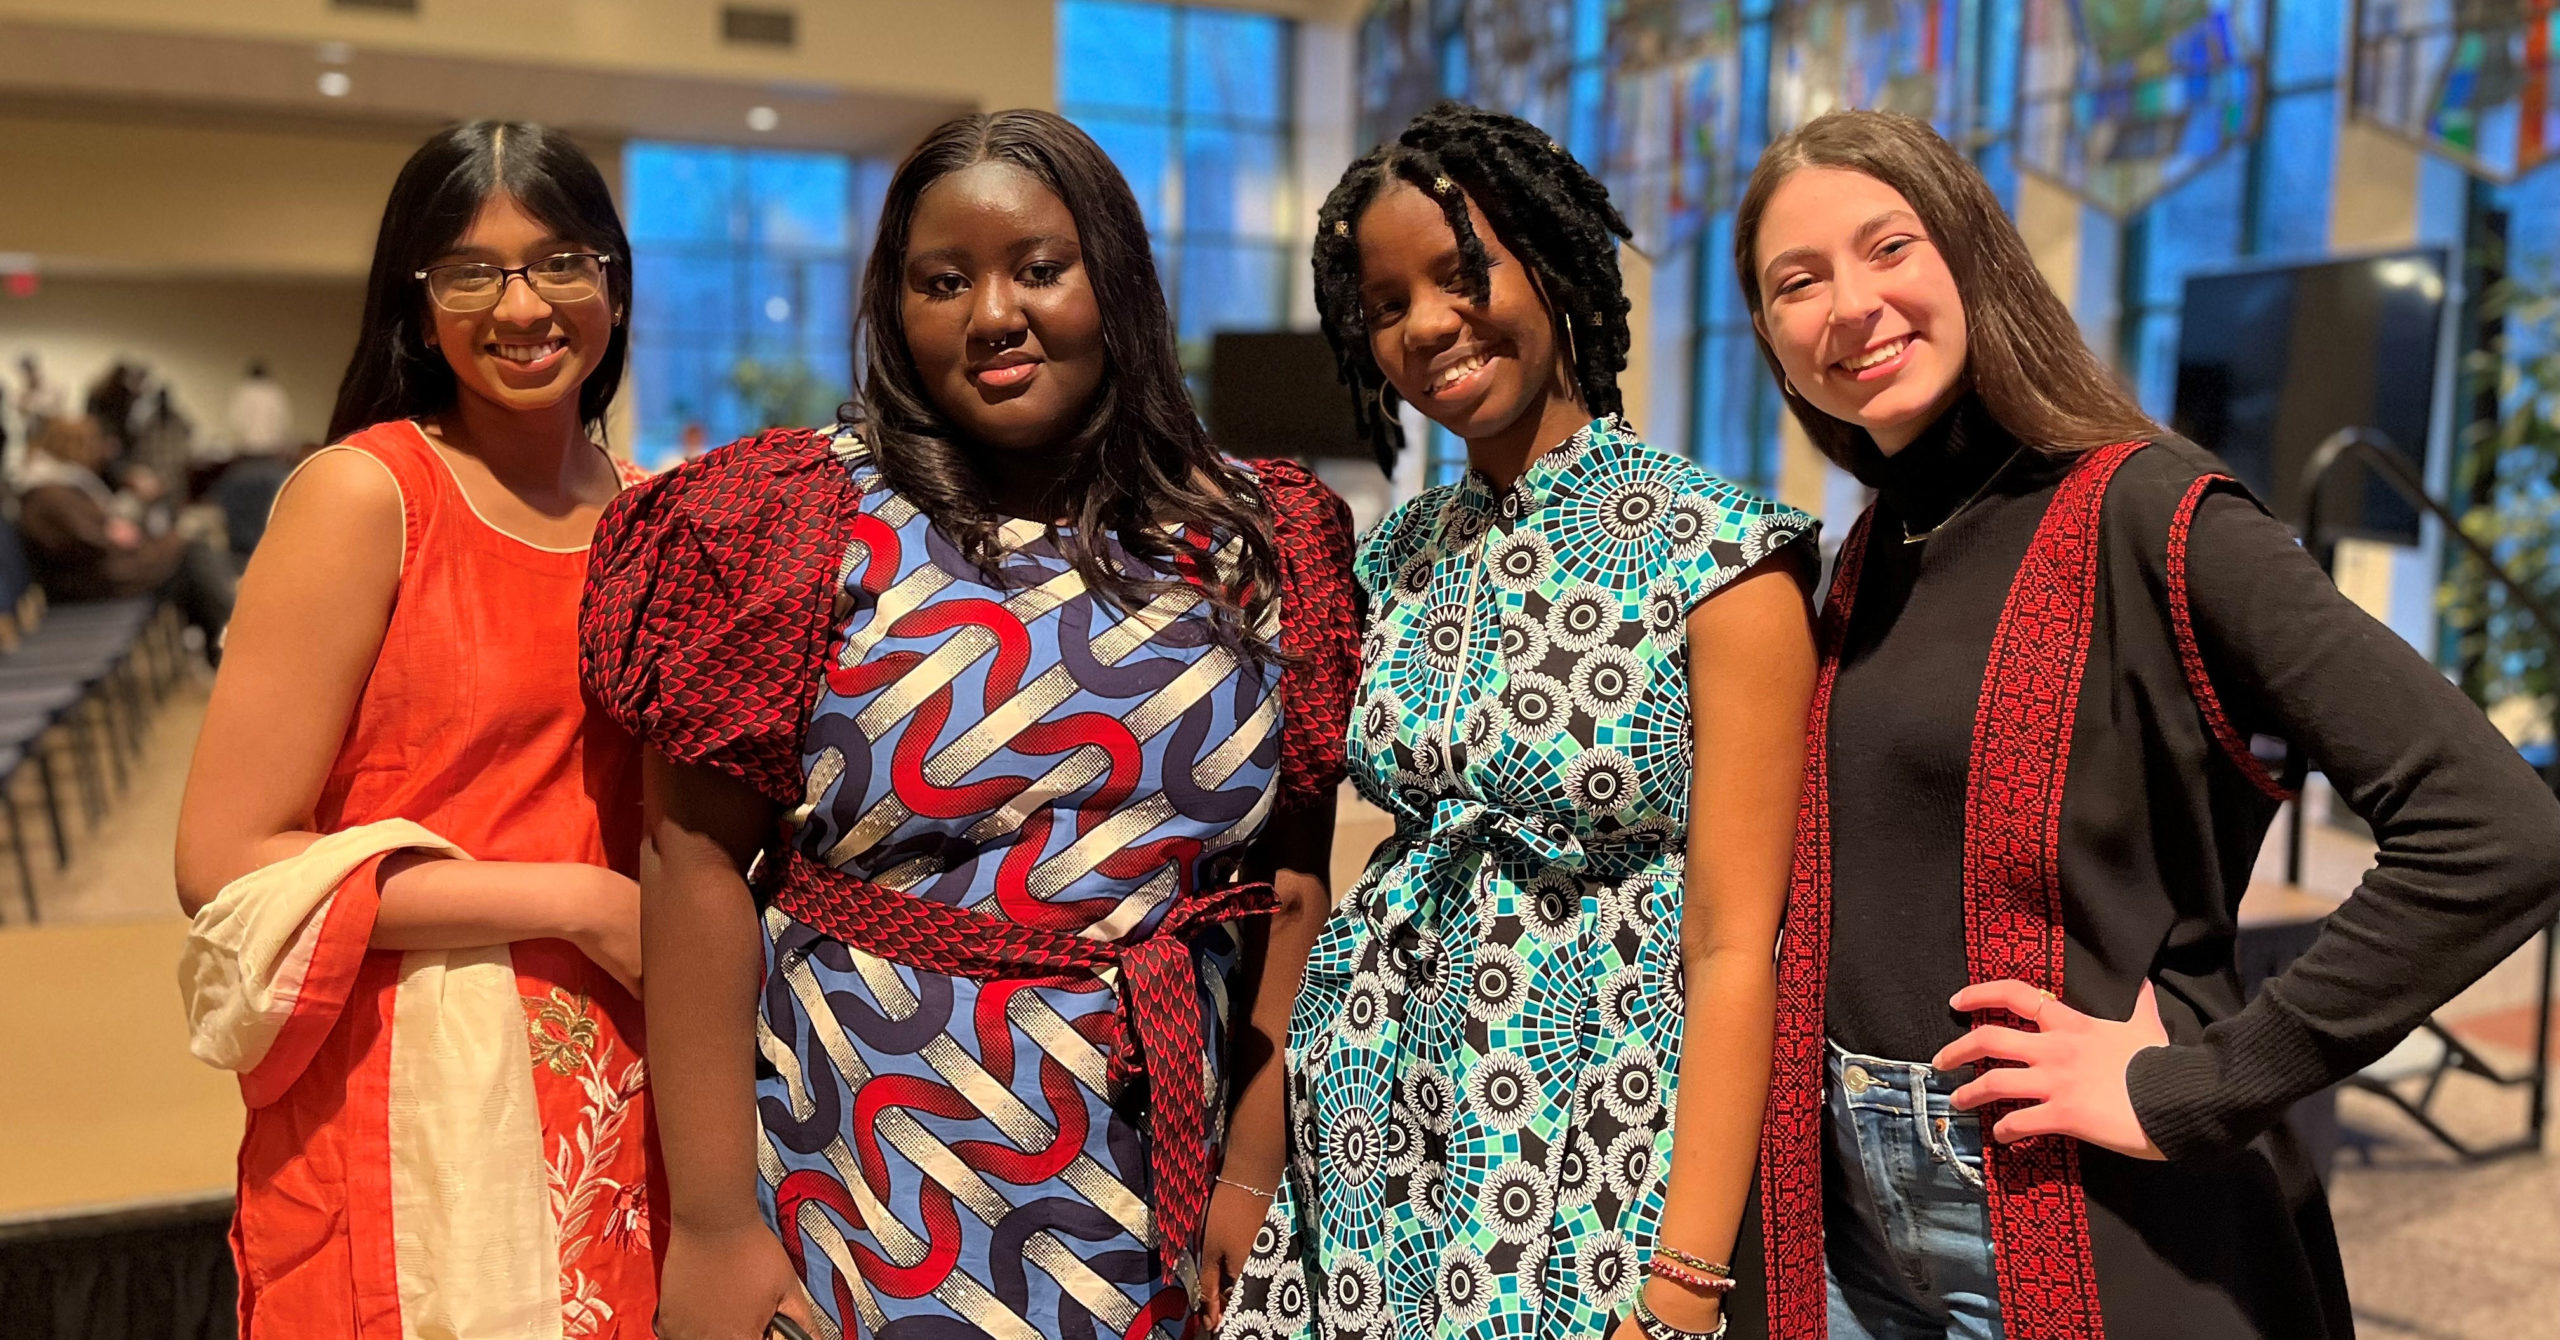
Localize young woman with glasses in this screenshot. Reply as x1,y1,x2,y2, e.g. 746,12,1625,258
175,121,659,1338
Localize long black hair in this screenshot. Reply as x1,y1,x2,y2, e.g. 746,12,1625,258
327,121,632,445
1313,101,1635,470
852,109,1279,654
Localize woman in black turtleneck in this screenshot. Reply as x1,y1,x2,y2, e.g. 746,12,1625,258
1728,111,2560,1340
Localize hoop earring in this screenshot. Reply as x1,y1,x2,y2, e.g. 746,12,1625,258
1374,381,1397,422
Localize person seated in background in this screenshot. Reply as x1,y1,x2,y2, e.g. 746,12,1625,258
17,414,233,658
225,358,293,461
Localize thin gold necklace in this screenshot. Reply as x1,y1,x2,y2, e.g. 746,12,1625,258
1900,444,2028,544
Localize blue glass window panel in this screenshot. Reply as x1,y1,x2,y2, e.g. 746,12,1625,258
1738,22,1773,152
1976,140,2020,215
745,152,851,249
2073,205,2121,345
1182,10,1286,122
1182,126,1286,240
625,143,738,244
634,244,748,341
1075,114,1176,234
2141,153,2245,307
1059,1,1175,112
2269,0,2342,86
1425,420,1467,488
745,257,853,342
1176,240,1287,343
2135,308,2183,419
1693,331,1774,488
1701,211,1748,326
635,339,750,462
2253,90,2335,259
2417,156,2471,250
1976,0,2022,136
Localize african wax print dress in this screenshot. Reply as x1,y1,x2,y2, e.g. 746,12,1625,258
582,427,1358,1340
1220,417,1814,1340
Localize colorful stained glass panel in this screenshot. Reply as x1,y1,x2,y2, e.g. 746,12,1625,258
1603,0,1749,253
2016,0,2269,215
1770,0,1990,142
2351,0,2560,181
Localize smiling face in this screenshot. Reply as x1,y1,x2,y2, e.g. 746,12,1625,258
1751,166,1969,454
1356,180,1573,449
422,193,618,419
899,160,1108,456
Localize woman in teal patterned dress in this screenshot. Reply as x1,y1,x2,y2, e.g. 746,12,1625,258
1209,104,1818,1340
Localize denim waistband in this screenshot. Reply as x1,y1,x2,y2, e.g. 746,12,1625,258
1827,1040,1976,1116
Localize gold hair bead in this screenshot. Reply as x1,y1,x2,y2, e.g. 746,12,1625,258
1433,175,1453,193
1546,140,1562,153
1333,220,1350,237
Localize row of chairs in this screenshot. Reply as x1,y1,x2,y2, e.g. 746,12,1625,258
0,512,189,924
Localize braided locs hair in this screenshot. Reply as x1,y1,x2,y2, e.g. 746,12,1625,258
1312,101,1635,471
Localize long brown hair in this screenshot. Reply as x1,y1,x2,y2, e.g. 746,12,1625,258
1731,111,2158,471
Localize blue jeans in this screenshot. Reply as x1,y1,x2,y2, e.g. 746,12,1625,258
1823,1043,2005,1340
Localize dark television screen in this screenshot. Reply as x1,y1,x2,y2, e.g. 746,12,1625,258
1206,330,1369,461
2170,248,2448,544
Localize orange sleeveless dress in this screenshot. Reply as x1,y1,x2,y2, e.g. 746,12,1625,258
228,420,659,1339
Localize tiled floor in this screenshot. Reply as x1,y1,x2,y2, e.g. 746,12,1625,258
9,686,2554,1335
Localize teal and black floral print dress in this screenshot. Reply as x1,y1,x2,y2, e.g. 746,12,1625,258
1220,417,1814,1340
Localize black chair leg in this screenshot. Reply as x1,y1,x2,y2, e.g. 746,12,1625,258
66,710,107,825
94,697,130,793
33,744,69,869
3,789,35,923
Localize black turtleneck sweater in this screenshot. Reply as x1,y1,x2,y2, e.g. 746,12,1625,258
1823,397,2560,1082
1814,396,2560,1335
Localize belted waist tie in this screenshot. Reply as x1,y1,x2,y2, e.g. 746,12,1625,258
767,844,1275,1288
1357,795,1666,964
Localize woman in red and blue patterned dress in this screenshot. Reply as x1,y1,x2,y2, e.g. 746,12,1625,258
582,110,1358,1340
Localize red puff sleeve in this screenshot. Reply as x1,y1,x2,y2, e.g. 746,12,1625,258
580,428,862,806
1253,458,1360,821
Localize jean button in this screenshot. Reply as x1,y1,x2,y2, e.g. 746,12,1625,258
1843,1064,1874,1095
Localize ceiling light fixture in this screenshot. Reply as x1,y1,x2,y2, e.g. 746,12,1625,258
318,70,353,97
746,105,779,133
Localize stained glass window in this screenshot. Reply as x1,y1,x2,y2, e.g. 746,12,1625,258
2352,0,2560,182
1770,0,1999,146
2017,0,2269,217
1059,2,1297,357
2114,0,2341,415
624,143,873,466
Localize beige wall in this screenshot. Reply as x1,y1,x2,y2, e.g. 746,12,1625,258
0,273,361,452
0,0,1053,115
0,113,426,278
0,111,633,280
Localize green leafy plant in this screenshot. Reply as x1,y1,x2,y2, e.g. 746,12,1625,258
2442,247,2560,748
729,355,850,432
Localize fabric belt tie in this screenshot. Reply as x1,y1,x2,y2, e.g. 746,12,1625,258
767,845,1275,1289
1357,795,1658,963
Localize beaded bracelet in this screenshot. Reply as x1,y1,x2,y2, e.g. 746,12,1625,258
1215,1174,1277,1200
1645,1256,1739,1296
1632,1288,1730,1340
1653,1245,1733,1279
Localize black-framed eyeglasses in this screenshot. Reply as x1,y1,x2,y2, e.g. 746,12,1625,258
414,252,612,313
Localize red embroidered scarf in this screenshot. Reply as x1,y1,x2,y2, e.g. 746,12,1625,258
1760,440,2148,1339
